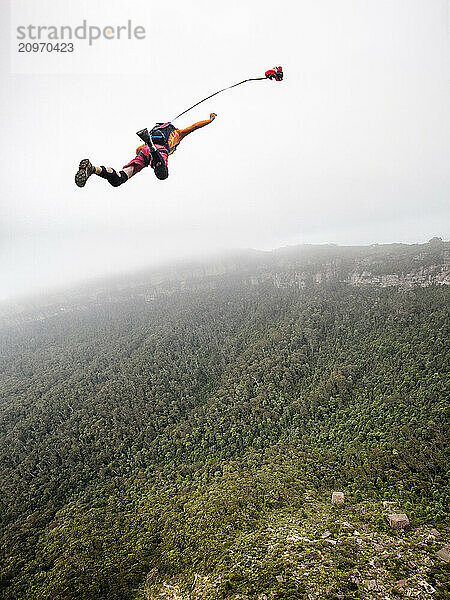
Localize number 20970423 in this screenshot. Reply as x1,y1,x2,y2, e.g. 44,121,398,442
18,42,74,52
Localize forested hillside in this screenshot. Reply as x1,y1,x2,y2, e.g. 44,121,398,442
0,243,449,599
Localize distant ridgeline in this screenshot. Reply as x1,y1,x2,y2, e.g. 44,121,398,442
0,240,449,600
1,240,448,326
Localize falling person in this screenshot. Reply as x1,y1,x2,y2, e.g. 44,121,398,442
75,113,217,188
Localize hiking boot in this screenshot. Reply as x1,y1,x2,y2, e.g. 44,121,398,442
75,159,94,188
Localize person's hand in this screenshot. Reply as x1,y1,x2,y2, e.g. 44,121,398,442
210,113,217,120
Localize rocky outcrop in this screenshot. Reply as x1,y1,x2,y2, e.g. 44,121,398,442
144,497,449,600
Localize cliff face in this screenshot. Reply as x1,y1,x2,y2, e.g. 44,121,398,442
347,264,449,289
236,243,450,291
266,261,449,290
252,242,449,290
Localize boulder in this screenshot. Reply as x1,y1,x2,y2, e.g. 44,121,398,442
364,579,379,591
388,513,409,529
146,568,160,585
374,543,384,552
419,580,436,594
436,546,450,563
429,528,441,538
332,492,344,505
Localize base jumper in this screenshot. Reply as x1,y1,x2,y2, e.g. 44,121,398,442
75,113,217,188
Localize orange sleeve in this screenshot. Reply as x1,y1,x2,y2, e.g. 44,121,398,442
177,117,214,142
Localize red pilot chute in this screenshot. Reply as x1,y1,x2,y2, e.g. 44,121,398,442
265,66,283,81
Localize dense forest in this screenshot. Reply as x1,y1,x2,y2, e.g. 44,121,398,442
0,243,449,599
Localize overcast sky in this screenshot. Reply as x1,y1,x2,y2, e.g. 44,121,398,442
0,0,448,300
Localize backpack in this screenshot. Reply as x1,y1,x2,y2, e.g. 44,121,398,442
150,123,178,152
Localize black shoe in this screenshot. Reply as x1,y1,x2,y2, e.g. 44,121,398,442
150,147,169,180
136,128,151,145
75,159,94,187
153,159,169,180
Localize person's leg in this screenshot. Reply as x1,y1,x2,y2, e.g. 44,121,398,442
151,145,169,180
75,142,168,188
75,159,129,188
94,166,130,187
75,152,143,189
93,165,135,178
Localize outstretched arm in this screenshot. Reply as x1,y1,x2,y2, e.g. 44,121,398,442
177,113,217,141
